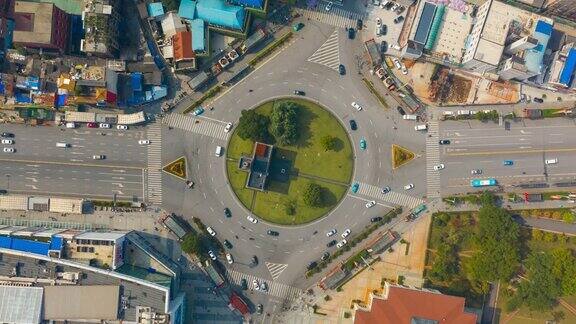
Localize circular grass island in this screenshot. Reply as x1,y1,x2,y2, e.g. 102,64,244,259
226,98,354,225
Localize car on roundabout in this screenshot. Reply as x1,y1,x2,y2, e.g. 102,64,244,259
349,120,358,130
224,208,231,218
351,182,360,193
293,90,305,96
267,230,279,236
360,138,367,150
246,215,258,224
351,101,362,111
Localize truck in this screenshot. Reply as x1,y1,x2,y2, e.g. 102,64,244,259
405,204,426,221
524,193,543,202
204,261,225,288
471,178,497,187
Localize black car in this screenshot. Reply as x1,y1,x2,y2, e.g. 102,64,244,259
394,16,405,24
267,230,279,236
397,106,406,115
439,139,451,145
381,24,387,36
381,186,390,194
380,40,388,53
224,240,233,249
321,252,330,261
251,255,259,265
294,90,305,96
1,132,14,138
327,240,337,247
349,119,357,130
534,97,544,103
347,27,355,39
307,261,318,270
338,64,346,75
224,208,232,218
371,217,383,223
241,278,248,290
356,19,363,30
385,2,394,9
257,304,263,315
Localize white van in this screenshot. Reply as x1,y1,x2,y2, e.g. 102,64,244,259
215,146,223,157
65,122,76,129
545,158,558,165
414,124,428,131
403,114,417,120
56,142,69,148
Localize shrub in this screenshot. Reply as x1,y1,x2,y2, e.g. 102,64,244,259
303,183,325,207
324,295,331,301
344,312,351,318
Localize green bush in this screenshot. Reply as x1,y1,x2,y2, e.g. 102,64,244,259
182,85,222,114
248,32,293,66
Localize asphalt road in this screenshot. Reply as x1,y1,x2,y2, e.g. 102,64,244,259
438,118,576,195
160,17,428,315
0,124,148,200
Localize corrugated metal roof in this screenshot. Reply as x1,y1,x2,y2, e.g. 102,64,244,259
560,48,576,86
230,0,264,8
191,19,205,52
0,286,43,324
147,2,164,17
178,0,196,20
414,2,436,45
196,0,245,30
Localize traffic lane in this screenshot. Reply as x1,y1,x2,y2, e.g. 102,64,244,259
0,124,147,166
1,161,143,200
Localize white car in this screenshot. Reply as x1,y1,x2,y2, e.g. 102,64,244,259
365,200,376,208
326,229,337,237
224,122,233,133
117,125,128,130
206,226,216,236
138,139,150,145
391,43,401,51
433,164,445,171
246,215,258,224
471,169,482,175
336,239,348,249
226,253,234,264
393,58,402,69
325,1,332,11
253,279,260,290
261,281,268,292
401,66,408,75
92,155,105,160
208,250,217,261
404,183,414,190
1,139,13,145
3,147,14,153
341,229,351,238
351,102,363,111
99,123,110,128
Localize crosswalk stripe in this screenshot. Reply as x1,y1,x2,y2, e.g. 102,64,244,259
163,113,228,141
356,182,424,209
426,121,442,199
265,262,289,281
225,269,302,302
146,123,163,205
307,29,340,71
298,5,366,29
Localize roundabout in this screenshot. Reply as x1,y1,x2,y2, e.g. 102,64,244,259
226,98,353,225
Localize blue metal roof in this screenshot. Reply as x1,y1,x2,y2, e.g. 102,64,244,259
178,0,196,20
535,20,552,36
49,235,63,251
196,0,245,30
0,236,50,255
560,48,576,86
190,19,205,52
131,73,143,92
414,2,436,45
230,0,264,9
147,3,165,17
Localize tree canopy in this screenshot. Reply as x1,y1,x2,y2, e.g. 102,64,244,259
302,183,324,207
270,102,300,146
236,109,270,142
467,204,520,283
429,242,459,282
320,135,338,151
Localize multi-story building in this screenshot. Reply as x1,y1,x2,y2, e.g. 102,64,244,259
13,1,69,54
81,0,120,58
0,0,14,57
545,0,576,23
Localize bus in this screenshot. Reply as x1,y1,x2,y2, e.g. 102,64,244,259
471,178,497,187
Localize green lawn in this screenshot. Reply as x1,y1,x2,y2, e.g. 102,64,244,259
226,98,353,225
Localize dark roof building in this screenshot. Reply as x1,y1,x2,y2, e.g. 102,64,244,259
13,1,69,54
354,282,478,324
246,142,273,191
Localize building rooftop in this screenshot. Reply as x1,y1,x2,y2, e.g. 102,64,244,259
196,0,245,30
161,11,187,38
354,283,477,324
173,30,195,61
524,20,553,74
0,286,43,324
13,1,55,46
43,285,120,320
147,2,164,17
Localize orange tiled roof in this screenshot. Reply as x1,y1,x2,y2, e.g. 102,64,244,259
354,285,478,324
173,30,194,61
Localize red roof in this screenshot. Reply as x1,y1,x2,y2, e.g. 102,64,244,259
229,293,249,316
354,285,477,324
173,31,194,61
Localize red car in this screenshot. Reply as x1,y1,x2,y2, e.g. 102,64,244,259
87,122,97,128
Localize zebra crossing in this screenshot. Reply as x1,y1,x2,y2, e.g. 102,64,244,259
356,182,424,209
299,5,366,28
426,121,441,199
146,123,163,205
265,262,288,281
163,113,228,141
225,269,302,302
307,29,340,71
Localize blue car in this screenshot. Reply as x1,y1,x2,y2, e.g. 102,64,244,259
360,138,367,150
351,182,360,193
192,107,205,116
503,160,513,166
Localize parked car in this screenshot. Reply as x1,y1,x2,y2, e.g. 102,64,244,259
433,163,445,171
365,200,376,208
341,229,351,238
356,19,363,30
267,230,279,236
381,24,387,35
376,17,382,27
224,240,233,249
307,261,318,270
380,40,388,53
404,183,414,190
327,240,337,247
208,250,217,261
321,252,330,261
206,227,216,236
349,119,358,130
397,106,406,115
336,239,348,248
351,101,362,111
394,16,405,24
439,139,451,145
257,304,263,314
326,229,337,237
224,208,232,218
224,122,233,133
351,182,360,193
261,281,268,292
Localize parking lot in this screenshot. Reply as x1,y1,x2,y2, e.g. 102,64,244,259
363,1,408,56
